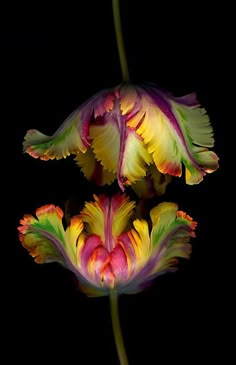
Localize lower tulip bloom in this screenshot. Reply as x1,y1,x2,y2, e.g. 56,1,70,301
18,194,197,296
23,83,219,191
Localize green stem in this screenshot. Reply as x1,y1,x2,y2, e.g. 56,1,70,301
112,0,130,82
110,293,129,365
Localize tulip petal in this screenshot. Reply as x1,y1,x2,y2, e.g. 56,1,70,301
64,216,85,265
75,147,116,185
18,204,69,265
119,129,152,187
150,202,180,241
87,246,114,288
18,205,91,284
119,84,141,117
129,219,151,267
170,98,219,184
171,98,214,148
23,110,89,160
80,235,103,275
149,202,197,274
133,92,184,176
80,194,135,252
118,202,196,294
110,244,128,282
90,121,120,174
23,90,115,161
117,218,151,280
128,87,219,184
117,232,137,276
80,234,115,289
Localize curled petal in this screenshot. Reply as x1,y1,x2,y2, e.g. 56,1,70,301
23,110,89,160
18,205,92,287
23,89,115,161
18,205,66,265
120,202,197,294
149,202,197,275
128,86,219,184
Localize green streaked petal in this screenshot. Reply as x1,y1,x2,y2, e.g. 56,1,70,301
23,111,88,160
18,205,67,265
150,202,197,273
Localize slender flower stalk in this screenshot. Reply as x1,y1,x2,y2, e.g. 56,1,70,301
110,293,129,365
112,0,130,82
111,4,132,361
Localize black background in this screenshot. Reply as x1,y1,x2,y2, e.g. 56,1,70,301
2,1,231,363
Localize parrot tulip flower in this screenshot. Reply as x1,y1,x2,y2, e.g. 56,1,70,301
18,194,197,296
23,84,219,191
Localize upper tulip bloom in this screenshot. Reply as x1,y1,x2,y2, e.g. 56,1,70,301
23,84,219,190
18,194,197,296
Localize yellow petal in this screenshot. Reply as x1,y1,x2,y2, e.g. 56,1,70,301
120,129,152,185
90,123,120,174
64,216,85,265
80,194,135,252
75,147,116,185
136,94,183,176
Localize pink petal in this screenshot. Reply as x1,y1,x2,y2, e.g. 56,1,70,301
80,235,103,275
110,244,128,282
87,246,110,286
